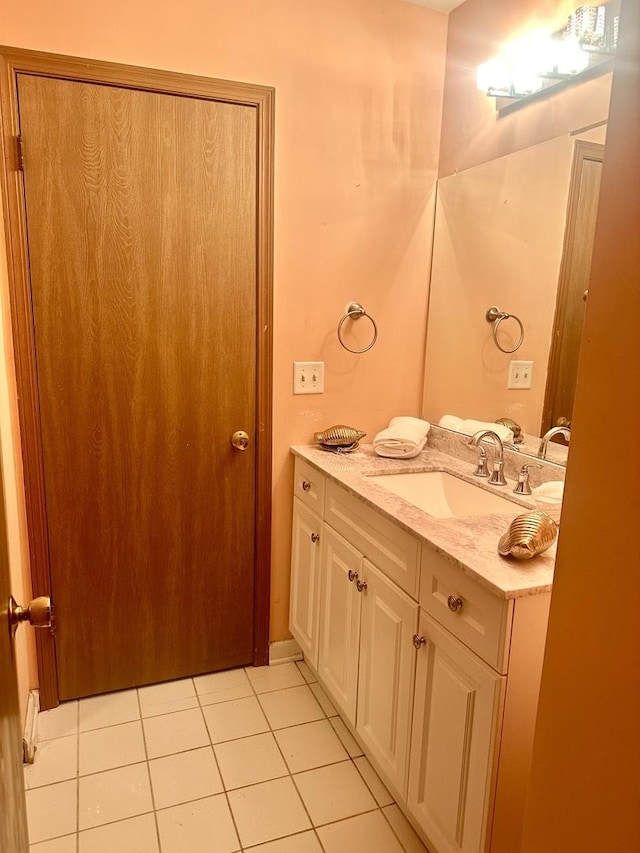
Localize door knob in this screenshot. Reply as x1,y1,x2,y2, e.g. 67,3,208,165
8,595,52,637
231,430,250,451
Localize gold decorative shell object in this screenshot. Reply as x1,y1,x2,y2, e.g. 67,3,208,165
495,417,524,443
314,424,366,451
498,510,558,560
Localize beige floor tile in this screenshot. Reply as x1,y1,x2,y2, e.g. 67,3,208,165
194,668,253,706
227,776,311,848
309,682,338,717
202,696,269,744
294,760,377,826
26,780,77,844
149,746,223,808
245,830,323,852
382,804,429,852
295,661,318,684
37,702,78,741
25,736,77,789
329,716,364,757
79,720,146,775
245,663,305,694
157,794,240,853
258,685,324,730
214,732,288,789
78,813,159,852
317,809,406,852
143,708,209,759
138,678,198,718
275,719,348,773
354,756,395,807
29,835,77,852
78,690,140,732
78,762,153,830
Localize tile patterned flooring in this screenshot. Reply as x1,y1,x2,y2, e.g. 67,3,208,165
25,661,429,852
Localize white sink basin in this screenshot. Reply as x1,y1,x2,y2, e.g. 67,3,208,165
367,470,521,519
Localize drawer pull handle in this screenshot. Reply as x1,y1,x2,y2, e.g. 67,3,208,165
412,634,427,650
302,480,312,492
348,570,359,583
447,595,464,612
356,579,368,593
310,532,320,544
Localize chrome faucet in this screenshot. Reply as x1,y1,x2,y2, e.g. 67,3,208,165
538,426,571,459
468,430,507,486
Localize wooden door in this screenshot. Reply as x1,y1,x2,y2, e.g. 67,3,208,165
0,467,29,852
542,142,604,434
289,498,323,669
16,72,261,701
408,611,504,853
356,559,418,797
317,525,362,724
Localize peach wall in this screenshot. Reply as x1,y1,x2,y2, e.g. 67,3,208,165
0,0,448,688
439,0,612,176
422,135,575,436
521,0,640,846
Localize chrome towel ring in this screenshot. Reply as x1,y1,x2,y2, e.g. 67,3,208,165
337,302,378,354
486,306,524,353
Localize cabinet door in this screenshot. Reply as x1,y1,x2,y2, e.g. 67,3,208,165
289,498,323,669
408,611,505,853
318,525,362,725
356,560,419,797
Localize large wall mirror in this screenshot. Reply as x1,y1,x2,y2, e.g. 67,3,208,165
421,122,607,465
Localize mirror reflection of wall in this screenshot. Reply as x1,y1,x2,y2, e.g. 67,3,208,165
421,123,606,453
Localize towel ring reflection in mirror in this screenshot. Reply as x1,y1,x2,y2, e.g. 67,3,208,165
486,306,524,354
337,302,378,354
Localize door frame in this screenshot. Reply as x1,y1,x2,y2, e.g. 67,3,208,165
0,46,274,709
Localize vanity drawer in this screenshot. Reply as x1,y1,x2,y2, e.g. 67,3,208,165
325,481,420,598
420,545,513,673
294,457,326,515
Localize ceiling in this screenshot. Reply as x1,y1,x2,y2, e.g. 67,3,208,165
401,0,465,12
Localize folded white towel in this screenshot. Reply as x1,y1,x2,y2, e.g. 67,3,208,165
458,419,514,444
373,416,431,458
438,414,464,431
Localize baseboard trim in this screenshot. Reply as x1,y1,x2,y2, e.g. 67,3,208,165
268,639,302,665
22,689,39,764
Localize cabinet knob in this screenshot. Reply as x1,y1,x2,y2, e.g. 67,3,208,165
412,634,427,650
301,480,312,492
447,595,464,613
348,570,358,583
310,532,320,544
356,579,368,593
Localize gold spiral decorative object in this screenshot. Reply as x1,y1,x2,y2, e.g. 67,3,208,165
314,425,366,453
495,417,524,444
498,510,558,560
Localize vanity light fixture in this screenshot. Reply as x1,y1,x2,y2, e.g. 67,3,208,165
477,3,618,102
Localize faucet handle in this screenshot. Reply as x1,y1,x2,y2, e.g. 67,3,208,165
473,446,489,478
513,463,543,495
488,458,507,486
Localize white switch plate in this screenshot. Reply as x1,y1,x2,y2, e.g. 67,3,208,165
508,360,534,389
293,361,324,394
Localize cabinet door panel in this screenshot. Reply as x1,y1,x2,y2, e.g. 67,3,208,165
408,612,504,853
289,498,323,669
318,526,362,724
356,560,418,796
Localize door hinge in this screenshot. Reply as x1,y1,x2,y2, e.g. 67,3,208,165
16,135,24,171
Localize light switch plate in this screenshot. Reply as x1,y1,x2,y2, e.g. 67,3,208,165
293,361,324,394
508,360,534,389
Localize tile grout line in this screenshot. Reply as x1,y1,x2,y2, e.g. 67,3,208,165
197,675,244,853
136,684,163,853
76,699,80,853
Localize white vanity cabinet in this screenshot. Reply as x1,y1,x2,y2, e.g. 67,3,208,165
289,454,551,853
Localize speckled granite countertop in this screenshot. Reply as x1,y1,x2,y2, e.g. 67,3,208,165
291,444,556,600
